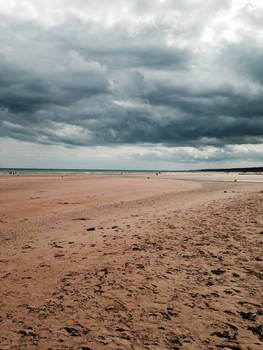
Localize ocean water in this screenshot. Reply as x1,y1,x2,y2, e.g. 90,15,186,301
0,168,176,175
1,167,262,175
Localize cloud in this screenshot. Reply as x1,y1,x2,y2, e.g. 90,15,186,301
0,0,263,168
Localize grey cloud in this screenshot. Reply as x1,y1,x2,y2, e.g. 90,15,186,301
147,81,263,120
0,0,263,159
220,38,263,86
237,3,263,29
53,20,191,71
0,65,108,115
132,144,263,165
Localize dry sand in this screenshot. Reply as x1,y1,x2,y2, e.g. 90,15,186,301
0,173,262,349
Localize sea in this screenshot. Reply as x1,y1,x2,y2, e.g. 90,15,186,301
0,168,177,175
0,167,262,175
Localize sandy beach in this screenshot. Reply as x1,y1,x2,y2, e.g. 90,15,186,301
0,173,263,349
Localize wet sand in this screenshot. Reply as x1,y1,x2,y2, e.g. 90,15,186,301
0,173,263,349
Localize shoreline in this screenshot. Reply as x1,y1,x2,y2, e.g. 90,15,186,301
1,171,263,182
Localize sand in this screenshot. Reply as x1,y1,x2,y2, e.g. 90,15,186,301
0,173,262,349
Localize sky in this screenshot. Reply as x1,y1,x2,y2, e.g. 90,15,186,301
0,0,263,170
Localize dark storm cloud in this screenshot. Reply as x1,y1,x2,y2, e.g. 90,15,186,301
0,57,109,115
50,18,191,71
1,0,263,152
146,80,263,120
221,40,263,86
